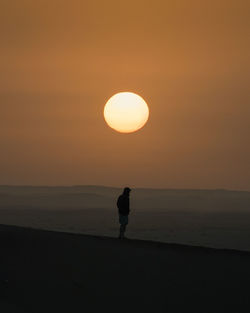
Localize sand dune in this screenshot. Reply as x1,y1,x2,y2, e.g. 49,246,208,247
0,224,249,313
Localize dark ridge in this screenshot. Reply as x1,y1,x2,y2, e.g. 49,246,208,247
1,223,250,256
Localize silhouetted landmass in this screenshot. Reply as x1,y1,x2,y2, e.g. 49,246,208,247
1,185,250,210
0,224,249,313
0,185,250,251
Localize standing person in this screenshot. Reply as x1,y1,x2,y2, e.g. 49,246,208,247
117,187,131,239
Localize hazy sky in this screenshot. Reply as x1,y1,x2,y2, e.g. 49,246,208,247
0,0,249,189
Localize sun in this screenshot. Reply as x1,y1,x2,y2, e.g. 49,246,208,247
104,92,149,133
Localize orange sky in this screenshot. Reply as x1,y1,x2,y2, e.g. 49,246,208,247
0,0,249,189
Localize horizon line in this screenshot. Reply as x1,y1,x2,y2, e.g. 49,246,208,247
0,184,249,193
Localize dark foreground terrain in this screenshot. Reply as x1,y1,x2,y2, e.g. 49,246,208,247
0,224,249,313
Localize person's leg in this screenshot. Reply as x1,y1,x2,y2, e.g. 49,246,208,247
123,216,128,238
118,215,129,239
119,224,122,238
119,224,126,239
122,224,126,237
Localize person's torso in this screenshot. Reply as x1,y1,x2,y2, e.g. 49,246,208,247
117,194,130,215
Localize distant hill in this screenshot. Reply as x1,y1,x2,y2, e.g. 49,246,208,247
0,186,250,251
0,185,250,211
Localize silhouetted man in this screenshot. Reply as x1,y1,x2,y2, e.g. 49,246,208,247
117,187,131,239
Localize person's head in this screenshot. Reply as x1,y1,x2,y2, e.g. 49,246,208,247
123,187,131,196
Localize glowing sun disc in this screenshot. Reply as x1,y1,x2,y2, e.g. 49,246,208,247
104,92,149,133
